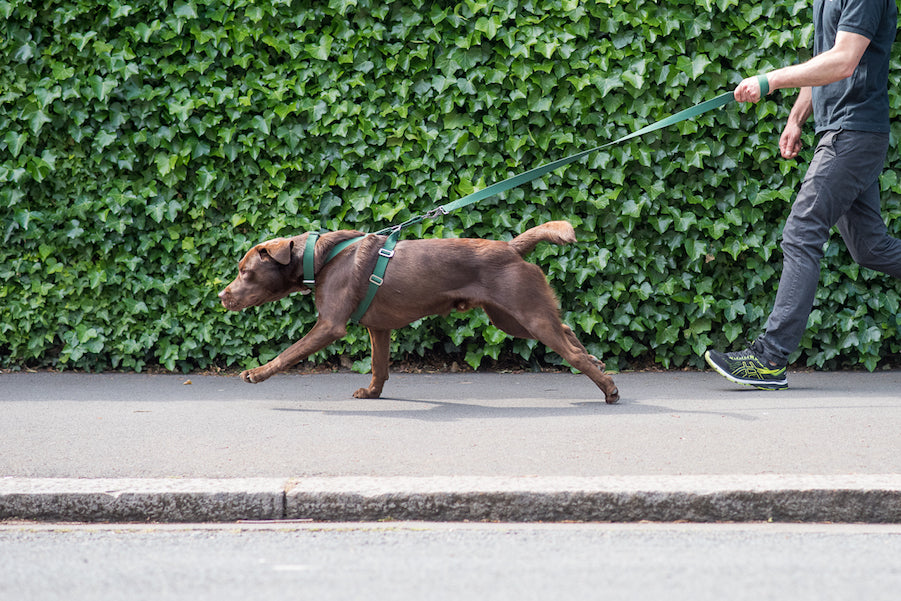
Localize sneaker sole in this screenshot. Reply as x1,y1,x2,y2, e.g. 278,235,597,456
704,351,788,391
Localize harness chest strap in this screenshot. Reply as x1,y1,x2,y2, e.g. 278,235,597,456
301,230,396,324
349,230,399,323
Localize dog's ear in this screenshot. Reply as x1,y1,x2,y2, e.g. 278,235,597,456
258,239,294,265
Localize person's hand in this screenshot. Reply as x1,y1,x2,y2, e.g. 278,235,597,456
779,122,803,159
733,76,765,103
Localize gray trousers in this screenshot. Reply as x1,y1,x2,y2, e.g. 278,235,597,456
755,129,901,365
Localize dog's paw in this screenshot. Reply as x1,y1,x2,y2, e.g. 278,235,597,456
241,368,269,384
605,388,620,404
353,387,382,399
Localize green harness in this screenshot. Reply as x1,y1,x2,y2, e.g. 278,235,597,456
302,229,400,324
301,77,767,323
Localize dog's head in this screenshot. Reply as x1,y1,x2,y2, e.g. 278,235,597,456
219,234,311,311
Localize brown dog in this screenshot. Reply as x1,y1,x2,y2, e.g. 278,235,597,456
219,221,619,403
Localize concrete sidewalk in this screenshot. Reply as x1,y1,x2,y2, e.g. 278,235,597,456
1,370,900,522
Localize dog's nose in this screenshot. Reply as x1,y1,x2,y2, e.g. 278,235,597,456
218,288,228,301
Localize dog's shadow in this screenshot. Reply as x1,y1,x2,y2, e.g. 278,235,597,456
272,397,755,423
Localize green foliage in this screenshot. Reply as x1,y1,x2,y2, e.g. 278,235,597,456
2,0,899,373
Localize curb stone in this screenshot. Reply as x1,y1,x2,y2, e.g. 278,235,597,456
285,475,901,523
0,478,286,523
2,475,901,523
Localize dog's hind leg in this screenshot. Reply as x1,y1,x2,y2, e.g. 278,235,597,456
561,323,606,370
534,322,620,404
486,303,619,403
483,306,531,339
354,327,391,399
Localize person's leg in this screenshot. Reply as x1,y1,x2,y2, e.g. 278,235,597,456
754,130,890,365
706,131,889,389
837,177,901,279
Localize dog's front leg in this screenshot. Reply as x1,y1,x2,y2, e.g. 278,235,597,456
241,320,347,384
354,328,391,399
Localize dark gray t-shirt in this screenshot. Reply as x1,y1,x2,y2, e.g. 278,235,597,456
812,0,897,134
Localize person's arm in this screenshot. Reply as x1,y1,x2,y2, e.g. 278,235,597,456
778,86,812,159
734,30,871,102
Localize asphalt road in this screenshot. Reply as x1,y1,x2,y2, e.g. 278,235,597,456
3,522,901,601
2,369,900,478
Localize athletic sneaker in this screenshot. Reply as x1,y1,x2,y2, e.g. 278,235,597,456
704,348,788,390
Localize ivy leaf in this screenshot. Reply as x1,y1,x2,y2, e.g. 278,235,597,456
25,106,52,134
173,1,198,18
4,132,28,157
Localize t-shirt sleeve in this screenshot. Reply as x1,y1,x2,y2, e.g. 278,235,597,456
837,0,886,40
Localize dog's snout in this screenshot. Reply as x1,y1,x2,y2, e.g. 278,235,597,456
218,284,248,311
218,287,236,308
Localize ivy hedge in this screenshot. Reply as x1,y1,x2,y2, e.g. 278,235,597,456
2,0,900,374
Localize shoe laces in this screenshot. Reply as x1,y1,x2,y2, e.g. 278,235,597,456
727,349,759,362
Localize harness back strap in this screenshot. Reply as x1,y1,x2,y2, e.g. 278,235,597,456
325,235,365,262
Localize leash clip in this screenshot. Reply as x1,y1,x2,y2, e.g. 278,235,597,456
427,206,449,219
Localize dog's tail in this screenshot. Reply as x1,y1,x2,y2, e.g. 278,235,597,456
508,221,576,257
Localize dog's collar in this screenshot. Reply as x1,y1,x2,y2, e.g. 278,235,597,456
302,233,318,286
302,233,367,287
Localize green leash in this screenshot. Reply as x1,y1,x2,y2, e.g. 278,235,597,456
306,77,768,323
437,91,737,216
437,75,767,216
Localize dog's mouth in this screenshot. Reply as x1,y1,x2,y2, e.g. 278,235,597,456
220,297,247,311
